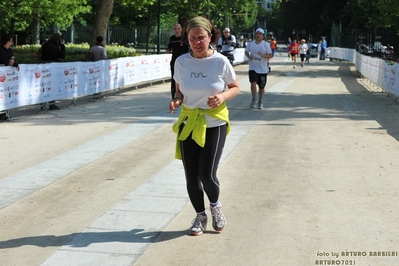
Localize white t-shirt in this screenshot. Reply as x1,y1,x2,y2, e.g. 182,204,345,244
245,40,272,74
174,51,236,127
299,43,308,54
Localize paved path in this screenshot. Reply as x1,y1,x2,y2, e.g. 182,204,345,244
1,55,399,266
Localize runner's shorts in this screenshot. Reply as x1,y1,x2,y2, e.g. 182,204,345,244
249,70,267,89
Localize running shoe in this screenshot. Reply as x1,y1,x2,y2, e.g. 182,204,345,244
210,203,226,232
189,214,207,236
250,99,257,109
258,102,263,109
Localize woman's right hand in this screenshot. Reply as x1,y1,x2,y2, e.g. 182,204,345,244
169,98,182,114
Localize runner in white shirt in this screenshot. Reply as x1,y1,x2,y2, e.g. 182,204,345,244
298,39,308,67
169,16,240,236
244,28,272,109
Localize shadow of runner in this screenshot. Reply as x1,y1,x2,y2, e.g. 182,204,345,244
0,229,188,249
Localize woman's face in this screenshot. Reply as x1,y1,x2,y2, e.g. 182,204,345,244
188,27,211,56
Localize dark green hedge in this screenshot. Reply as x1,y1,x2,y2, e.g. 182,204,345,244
12,44,140,64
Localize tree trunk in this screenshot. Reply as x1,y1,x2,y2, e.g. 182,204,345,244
32,14,40,44
145,8,152,55
9,18,16,39
91,0,115,47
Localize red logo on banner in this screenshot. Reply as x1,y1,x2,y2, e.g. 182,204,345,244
35,71,41,78
0,74,5,82
64,69,69,75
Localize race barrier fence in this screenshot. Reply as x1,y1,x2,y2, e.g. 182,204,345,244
0,48,249,111
1,47,397,111
329,47,399,98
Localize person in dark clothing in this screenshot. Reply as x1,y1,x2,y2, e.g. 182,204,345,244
41,33,66,110
0,34,19,121
0,34,19,69
87,36,108,61
166,23,189,99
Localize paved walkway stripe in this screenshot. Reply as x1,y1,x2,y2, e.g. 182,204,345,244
0,113,176,210
40,77,292,266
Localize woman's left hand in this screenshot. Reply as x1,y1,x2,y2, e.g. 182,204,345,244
207,94,225,108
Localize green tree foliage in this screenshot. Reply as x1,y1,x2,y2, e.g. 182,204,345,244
4,0,397,47
159,0,257,34
268,0,398,42
86,0,258,50
0,0,90,37
270,0,347,39
227,0,258,35
343,0,399,27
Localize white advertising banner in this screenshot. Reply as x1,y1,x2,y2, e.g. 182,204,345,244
0,67,19,109
331,48,399,97
0,50,249,110
79,61,104,96
233,48,248,64
0,54,172,110
57,63,80,98
104,59,123,91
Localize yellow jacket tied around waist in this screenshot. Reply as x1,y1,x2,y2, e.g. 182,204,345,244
172,103,230,159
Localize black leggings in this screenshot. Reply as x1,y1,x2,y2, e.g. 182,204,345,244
180,124,227,213
170,63,176,99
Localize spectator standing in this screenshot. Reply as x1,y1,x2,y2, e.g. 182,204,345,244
242,35,248,48
87,36,108,99
320,37,327,60
305,40,311,64
166,23,189,99
217,28,236,65
317,40,322,60
0,34,19,121
169,16,240,236
0,34,19,70
289,39,299,68
245,28,272,109
41,33,66,110
88,36,108,61
268,37,277,72
270,37,277,57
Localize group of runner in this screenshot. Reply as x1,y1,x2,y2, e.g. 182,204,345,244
287,37,309,68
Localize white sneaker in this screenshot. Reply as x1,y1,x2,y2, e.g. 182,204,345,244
258,102,263,109
189,214,207,236
250,99,257,109
210,203,226,232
